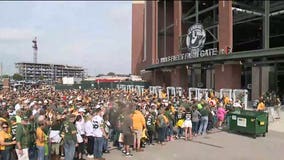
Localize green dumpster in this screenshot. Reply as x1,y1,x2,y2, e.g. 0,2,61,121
228,110,268,138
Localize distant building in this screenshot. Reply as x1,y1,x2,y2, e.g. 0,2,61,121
62,77,82,85
15,62,85,82
84,74,143,83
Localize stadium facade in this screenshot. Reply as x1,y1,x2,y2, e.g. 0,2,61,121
132,0,284,100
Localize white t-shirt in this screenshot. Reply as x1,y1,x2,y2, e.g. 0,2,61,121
76,120,85,135
32,109,38,116
92,115,104,137
84,120,94,137
233,102,242,108
15,103,21,111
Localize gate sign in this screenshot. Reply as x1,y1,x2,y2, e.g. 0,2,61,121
160,23,219,63
186,23,206,51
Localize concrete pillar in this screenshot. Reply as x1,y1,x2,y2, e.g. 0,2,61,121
151,1,158,65
170,1,188,88
131,1,145,75
215,1,241,90
173,0,182,56
218,0,233,50
206,70,213,89
215,64,241,90
195,66,202,87
170,67,188,88
261,66,270,95
252,67,260,100
251,66,271,100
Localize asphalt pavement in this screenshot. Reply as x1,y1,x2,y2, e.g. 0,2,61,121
101,110,284,160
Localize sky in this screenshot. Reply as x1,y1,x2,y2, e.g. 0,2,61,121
0,1,132,76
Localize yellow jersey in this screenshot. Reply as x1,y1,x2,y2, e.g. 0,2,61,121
257,102,266,111
36,128,46,147
0,130,12,150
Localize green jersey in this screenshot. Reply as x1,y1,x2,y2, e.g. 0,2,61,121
16,124,31,149
61,121,77,142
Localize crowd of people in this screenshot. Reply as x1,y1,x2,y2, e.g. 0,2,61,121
0,87,260,160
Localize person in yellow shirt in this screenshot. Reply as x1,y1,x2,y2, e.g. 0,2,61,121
161,90,167,99
0,122,16,160
257,98,266,111
132,108,146,152
223,96,230,105
36,121,47,160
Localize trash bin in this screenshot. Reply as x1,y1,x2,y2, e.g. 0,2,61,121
228,110,268,138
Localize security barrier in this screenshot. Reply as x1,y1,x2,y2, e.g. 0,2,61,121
220,89,233,101
232,89,248,110
55,81,150,90
135,85,144,96
167,87,176,99
55,83,248,108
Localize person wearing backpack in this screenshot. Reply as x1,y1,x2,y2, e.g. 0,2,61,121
145,110,156,145
156,108,167,145
164,105,174,141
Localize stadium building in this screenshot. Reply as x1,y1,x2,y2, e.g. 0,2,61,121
132,0,284,100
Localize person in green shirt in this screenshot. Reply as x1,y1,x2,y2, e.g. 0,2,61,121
145,110,156,145
15,115,31,160
50,115,63,160
60,114,77,160
164,106,174,141
198,105,210,135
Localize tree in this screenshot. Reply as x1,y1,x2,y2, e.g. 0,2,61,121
12,73,23,81
96,74,105,77
39,75,44,81
1,74,10,78
107,72,115,76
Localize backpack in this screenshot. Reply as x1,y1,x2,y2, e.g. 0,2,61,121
156,115,168,128
163,115,169,125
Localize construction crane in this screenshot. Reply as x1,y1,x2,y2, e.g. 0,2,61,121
32,37,38,64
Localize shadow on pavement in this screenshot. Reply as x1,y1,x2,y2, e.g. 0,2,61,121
191,140,224,149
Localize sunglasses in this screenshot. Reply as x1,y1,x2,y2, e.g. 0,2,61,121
2,126,8,129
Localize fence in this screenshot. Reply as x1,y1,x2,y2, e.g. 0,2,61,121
55,81,150,90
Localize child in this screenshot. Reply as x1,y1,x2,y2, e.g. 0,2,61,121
216,104,227,129
175,110,185,139
182,108,192,141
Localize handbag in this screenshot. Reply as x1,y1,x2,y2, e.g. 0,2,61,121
76,133,83,143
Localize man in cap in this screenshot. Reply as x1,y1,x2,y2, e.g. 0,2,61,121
15,114,31,160
60,114,77,160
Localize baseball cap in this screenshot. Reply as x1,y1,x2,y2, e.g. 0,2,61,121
95,105,101,109
78,108,86,113
10,116,16,122
22,115,29,120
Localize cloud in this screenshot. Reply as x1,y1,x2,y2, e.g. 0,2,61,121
0,28,37,41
